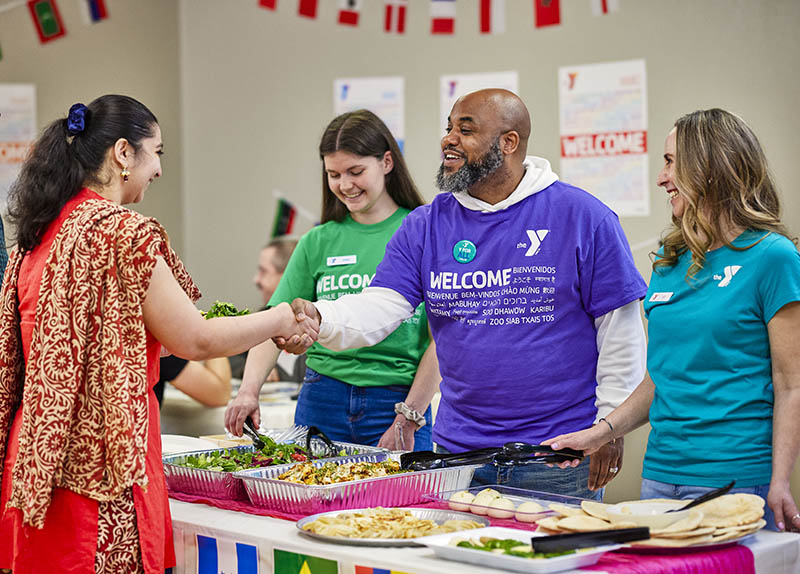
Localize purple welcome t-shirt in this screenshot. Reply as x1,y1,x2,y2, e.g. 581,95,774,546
371,181,647,451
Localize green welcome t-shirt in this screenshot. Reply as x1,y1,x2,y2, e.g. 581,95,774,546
269,208,430,387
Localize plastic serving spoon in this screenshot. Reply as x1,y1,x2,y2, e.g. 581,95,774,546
666,480,736,513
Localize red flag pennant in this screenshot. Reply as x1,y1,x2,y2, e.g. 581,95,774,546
480,0,505,34
591,0,619,16
259,0,277,9
28,0,67,43
383,0,407,34
298,0,317,19
78,0,108,25
534,0,560,28
430,0,455,35
338,0,361,26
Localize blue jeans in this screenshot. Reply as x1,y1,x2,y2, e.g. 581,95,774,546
641,478,777,531
294,368,432,451
434,445,603,501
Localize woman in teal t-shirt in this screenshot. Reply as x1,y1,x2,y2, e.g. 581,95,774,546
545,109,800,532
226,110,439,451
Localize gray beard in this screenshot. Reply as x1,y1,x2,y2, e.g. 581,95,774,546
436,139,504,194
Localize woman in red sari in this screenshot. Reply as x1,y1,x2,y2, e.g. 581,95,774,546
0,95,316,574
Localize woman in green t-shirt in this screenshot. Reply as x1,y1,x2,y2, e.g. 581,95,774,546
225,110,439,451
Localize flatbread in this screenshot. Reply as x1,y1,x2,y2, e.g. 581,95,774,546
649,509,704,535
548,503,587,517
557,515,616,532
709,523,764,543
697,494,764,528
634,533,715,547
535,517,565,532
581,500,611,521
713,519,767,535
656,526,716,539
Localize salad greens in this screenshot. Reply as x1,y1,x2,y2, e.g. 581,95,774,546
456,538,576,559
202,300,250,319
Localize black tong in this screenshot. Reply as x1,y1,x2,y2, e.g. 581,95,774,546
242,416,266,450
531,527,650,553
304,425,339,457
399,442,584,471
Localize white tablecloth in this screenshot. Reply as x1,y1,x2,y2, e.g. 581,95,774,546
169,500,800,574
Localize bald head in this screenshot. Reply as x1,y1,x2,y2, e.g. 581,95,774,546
455,89,531,149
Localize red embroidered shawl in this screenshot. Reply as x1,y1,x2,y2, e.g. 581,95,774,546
0,198,200,527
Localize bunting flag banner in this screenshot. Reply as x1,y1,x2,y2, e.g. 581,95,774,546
274,549,337,574
338,0,361,26
78,0,108,25
271,197,297,238
383,0,407,34
534,0,560,28
591,0,619,16
196,535,258,574
354,567,412,574
479,0,505,34
28,0,67,43
297,0,317,19
430,0,455,35
259,0,277,10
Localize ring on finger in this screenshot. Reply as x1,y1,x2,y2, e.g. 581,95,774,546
792,513,800,521
609,467,619,473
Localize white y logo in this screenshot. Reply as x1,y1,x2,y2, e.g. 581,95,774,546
525,230,550,256
718,265,741,287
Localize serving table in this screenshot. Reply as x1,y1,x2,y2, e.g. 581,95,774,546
169,499,800,574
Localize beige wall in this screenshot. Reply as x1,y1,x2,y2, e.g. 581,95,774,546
0,0,183,252
1,0,798,502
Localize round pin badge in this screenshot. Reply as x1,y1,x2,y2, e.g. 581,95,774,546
453,240,476,263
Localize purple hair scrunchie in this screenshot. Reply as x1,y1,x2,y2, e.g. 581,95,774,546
67,103,88,136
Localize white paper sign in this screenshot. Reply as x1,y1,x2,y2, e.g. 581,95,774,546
558,60,649,216
334,76,405,151
0,84,37,208
439,71,519,139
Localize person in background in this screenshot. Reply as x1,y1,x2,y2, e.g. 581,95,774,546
228,235,303,382
0,95,315,574
278,90,647,500
545,109,800,531
155,356,232,407
226,110,440,452
0,217,7,287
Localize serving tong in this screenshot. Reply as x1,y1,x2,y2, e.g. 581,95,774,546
242,416,266,450
531,526,650,553
304,425,339,458
399,442,584,471
666,480,736,513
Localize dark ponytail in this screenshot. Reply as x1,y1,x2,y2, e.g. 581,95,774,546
7,94,158,252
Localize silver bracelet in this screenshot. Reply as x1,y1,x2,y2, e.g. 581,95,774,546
394,402,426,428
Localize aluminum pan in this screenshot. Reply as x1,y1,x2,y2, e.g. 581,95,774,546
236,455,480,515
163,440,386,501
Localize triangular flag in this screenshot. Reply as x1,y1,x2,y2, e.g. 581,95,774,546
298,0,317,19
479,0,505,34
534,0,560,28
591,0,619,16
28,0,67,44
383,0,407,34
272,198,297,238
430,0,455,35
77,0,108,25
259,0,277,9
338,0,361,26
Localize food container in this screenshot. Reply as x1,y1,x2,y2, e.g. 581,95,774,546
163,440,386,501
236,453,480,515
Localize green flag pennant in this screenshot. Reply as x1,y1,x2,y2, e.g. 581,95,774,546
273,549,338,574
27,0,67,44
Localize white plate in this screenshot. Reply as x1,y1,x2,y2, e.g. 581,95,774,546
296,507,490,547
160,434,218,455
418,526,620,573
626,532,757,552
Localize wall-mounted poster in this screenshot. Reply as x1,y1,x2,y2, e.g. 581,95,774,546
558,59,649,216
0,84,37,208
439,71,518,138
334,76,405,151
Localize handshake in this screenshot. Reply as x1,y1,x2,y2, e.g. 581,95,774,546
273,298,320,354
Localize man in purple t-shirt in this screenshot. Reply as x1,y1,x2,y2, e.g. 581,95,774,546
282,90,647,499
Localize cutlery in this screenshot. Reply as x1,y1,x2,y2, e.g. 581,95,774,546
666,480,736,513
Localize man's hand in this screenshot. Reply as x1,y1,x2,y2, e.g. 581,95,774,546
224,389,261,437
587,437,624,491
767,479,800,531
273,298,320,354
377,416,417,451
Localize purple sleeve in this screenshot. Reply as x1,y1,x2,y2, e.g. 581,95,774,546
579,213,648,318
370,209,426,309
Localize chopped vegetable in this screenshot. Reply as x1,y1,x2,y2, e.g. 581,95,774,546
455,537,576,559
178,435,316,472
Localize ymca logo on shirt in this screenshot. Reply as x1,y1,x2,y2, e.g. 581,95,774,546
518,229,550,256
714,265,742,287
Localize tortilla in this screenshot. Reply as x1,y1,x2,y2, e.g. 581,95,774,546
581,500,611,521
649,509,704,535
713,519,767,535
534,517,565,532
548,503,587,517
557,514,616,532
697,494,764,528
656,526,716,539
634,533,715,547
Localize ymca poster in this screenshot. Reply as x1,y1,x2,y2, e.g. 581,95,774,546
439,71,519,138
333,76,405,151
0,84,37,208
558,59,649,216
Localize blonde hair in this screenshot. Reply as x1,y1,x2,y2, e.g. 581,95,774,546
653,108,795,279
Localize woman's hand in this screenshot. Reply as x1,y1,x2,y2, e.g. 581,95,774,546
541,424,612,469
768,479,800,532
273,298,319,354
377,416,417,451
224,388,260,437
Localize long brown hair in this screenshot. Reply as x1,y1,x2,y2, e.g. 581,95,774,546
653,108,794,279
318,110,424,224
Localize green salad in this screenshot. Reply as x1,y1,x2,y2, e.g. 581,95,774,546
455,537,576,559
202,300,250,319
